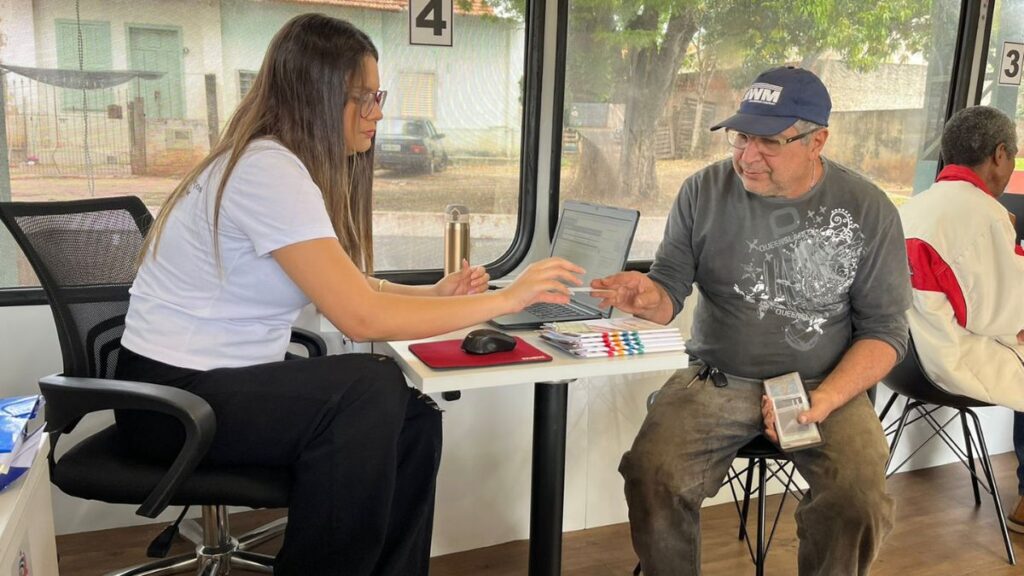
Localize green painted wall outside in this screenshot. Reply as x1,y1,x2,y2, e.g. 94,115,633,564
219,1,523,156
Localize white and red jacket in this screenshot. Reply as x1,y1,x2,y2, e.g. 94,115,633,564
899,165,1024,411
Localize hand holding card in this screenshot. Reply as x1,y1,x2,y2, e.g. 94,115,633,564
763,372,824,452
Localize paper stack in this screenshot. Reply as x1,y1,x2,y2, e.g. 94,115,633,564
539,317,685,358
0,395,43,476
0,426,44,492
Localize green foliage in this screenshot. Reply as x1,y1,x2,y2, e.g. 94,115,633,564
484,0,933,84
721,0,931,75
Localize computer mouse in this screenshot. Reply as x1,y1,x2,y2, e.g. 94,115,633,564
461,328,517,355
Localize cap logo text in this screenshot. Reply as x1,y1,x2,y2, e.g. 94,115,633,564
743,82,782,106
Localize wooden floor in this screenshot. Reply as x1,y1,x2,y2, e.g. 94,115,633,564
56,453,1023,575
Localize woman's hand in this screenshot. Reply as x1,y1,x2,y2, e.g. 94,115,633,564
503,257,585,311
434,259,490,296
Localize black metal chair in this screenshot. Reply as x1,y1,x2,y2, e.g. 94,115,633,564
884,336,1016,565
876,193,1024,443
633,388,804,576
725,436,802,576
998,192,1024,244
0,197,327,575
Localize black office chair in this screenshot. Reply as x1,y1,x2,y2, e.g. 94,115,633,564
884,336,1016,565
633,389,804,576
0,197,327,575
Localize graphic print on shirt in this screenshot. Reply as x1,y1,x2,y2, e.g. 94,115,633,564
733,206,864,351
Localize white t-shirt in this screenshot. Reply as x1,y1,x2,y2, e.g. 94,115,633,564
122,139,337,370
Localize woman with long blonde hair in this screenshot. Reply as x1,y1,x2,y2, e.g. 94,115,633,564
116,13,582,575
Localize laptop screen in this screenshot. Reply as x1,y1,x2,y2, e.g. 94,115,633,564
550,202,639,311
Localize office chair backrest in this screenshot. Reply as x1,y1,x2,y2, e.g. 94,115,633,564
0,197,152,380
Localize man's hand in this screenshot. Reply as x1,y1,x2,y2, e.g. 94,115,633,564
799,388,843,426
434,258,489,296
1018,329,1024,344
762,388,841,446
761,395,778,444
590,271,672,323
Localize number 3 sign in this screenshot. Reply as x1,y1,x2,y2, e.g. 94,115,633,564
410,0,453,47
1000,41,1023,86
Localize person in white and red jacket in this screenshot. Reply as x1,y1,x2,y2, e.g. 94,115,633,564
899,105,1023,533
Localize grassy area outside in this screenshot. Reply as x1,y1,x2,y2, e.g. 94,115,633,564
8,156,920,216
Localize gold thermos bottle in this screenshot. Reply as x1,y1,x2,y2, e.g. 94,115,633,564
444,204,470,275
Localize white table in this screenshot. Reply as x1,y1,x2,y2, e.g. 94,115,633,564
381,327,687,576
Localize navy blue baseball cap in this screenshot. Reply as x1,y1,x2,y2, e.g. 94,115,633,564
710,66,831,136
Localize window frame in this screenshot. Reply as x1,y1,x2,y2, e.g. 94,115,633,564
377,0,548,286
0,0,548,303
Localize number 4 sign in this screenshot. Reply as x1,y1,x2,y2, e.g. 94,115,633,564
410,0,453,47
1000,41,1023,86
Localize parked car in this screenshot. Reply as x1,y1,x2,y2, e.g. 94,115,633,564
374,118,449,174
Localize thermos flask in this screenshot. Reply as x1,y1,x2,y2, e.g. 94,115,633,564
444,204,470,275
442,204,471,402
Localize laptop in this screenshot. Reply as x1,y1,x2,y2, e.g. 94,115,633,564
489,201,640,329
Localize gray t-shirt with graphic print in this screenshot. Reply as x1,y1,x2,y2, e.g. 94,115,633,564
649,157,910,381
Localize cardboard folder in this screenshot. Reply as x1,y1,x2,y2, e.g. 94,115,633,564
409,337,552,369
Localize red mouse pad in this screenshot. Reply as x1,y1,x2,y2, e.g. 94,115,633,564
408,337,552,369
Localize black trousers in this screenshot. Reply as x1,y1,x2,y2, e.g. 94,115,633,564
115,347,443,576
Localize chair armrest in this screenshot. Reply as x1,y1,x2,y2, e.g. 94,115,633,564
290,327,328,358
39,373,216,519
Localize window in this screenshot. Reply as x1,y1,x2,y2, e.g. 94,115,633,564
238,70,256,100
398,72,436,118
980,0,1023,195
559,0,967,260
55,19,114,111
0,0,530,291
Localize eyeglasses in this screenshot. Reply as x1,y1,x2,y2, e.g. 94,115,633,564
725,128,820,156
351,89,387,118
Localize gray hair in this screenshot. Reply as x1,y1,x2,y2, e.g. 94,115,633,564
941,106,1018,167
792,119,826,146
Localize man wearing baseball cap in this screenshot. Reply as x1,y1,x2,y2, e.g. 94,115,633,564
594,66,910,574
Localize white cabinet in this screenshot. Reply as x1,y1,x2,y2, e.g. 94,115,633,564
0,435,58,575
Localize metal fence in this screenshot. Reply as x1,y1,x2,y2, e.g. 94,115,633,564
4,74,136,178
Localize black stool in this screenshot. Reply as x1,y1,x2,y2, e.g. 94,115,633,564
726,436,802,576
633,392,803,576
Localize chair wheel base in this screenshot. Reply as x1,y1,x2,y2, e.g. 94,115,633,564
104,514,283,576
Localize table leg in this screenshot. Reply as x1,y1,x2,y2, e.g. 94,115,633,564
528,380,571,576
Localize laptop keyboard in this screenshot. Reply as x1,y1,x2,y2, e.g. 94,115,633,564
525,302,588,319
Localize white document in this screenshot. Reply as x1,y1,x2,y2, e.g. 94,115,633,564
763,372,823,452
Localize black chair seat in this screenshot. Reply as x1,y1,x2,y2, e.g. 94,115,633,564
52,426,290,508
737,436,785,459
885,352,994,409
